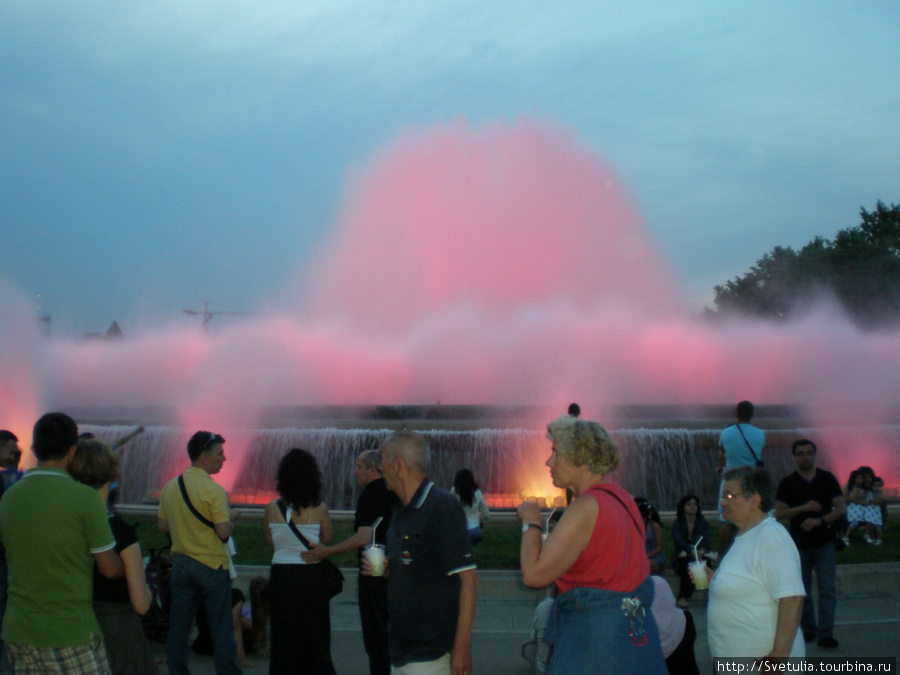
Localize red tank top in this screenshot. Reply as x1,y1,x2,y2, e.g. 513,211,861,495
555,484,649,594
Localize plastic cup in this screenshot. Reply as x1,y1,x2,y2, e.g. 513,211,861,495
364,544,386,576
689,561,709,590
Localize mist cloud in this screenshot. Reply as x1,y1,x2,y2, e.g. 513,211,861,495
2,118,898,483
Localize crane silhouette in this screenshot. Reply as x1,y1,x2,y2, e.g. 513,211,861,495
183,301,251,331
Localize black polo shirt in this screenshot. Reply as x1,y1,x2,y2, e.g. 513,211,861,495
386,479,476,667
354,477,400,564
776,468,843,549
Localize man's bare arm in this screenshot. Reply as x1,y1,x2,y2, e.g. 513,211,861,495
302,526,372,563
94,548,124,579
768,595,803,658
450,568,478,675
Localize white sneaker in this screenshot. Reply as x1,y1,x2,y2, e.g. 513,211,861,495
874,539,883,546
842,537,851,547
864,534,874,544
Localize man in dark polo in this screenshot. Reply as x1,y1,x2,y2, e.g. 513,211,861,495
302,449,400,675
375,431,478,675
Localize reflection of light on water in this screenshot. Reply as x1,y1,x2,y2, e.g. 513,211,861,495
482,427,565,508
484,493,567,509
228,490,277,505
485,464,566,509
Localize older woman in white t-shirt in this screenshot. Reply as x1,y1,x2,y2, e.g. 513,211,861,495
706,466,805,660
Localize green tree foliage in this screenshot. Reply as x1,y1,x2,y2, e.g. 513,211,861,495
710,202,900,328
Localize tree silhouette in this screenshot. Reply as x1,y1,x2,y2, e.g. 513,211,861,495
709,201,900,328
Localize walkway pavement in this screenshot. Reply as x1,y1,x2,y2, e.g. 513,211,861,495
161,564,900,674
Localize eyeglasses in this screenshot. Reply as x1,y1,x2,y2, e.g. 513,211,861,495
721,491,746,501
203,432,224,449
794,450,816,457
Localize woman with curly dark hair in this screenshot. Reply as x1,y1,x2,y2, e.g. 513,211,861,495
263,448,335,674
671,494,713,608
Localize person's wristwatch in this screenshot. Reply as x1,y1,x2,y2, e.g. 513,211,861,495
522,522,542,534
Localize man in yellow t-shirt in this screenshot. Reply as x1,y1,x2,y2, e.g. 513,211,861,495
158,431,239,675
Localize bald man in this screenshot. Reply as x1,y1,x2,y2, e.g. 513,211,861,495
375,431,478,675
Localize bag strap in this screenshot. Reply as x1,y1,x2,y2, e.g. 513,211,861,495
178,475,228,542
590,485,644,538
276,498,313,550
733,424,762,464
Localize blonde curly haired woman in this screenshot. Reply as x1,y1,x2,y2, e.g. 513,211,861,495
517,417,666,674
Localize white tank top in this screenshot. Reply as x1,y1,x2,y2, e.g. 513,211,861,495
269,505,321,565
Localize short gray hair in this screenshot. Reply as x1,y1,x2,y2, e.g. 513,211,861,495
722,466,772,512
359,449,383,472
381,431,430,475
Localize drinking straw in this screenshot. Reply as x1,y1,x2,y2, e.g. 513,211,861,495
692,536,703,564
544,508,556,536
370,516,383,547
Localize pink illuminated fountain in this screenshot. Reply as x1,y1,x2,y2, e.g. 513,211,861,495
2,117,899,507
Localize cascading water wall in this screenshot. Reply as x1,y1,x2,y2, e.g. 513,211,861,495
84,423,898,511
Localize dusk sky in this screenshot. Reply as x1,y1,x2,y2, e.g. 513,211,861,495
3,1,899,337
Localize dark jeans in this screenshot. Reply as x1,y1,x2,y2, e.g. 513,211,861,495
166,555,239,675
799,543,837,641
674,558,694,600
358,575,390,675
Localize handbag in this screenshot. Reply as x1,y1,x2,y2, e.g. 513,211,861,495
141,544,172,643
734,424,764,467
141,590,171,644
276,499,344,598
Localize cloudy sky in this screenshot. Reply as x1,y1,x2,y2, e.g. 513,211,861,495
3,1,899,337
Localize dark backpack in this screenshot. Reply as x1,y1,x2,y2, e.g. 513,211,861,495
141,544,172,644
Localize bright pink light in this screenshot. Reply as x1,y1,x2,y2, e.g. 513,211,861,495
0,118,898,484
308,118,680,336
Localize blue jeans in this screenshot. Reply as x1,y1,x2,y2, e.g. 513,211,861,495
467,526,483,545
798,543,837,641
547,577,667,675
166,555,239,675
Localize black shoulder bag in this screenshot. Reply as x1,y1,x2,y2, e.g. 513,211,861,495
276,498,344,598
734,424,764,467
177,475,229,541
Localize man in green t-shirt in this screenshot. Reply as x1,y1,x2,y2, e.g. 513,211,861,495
0,413,122,674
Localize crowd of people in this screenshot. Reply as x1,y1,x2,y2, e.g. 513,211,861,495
516,402,891,674
0,402,891,674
